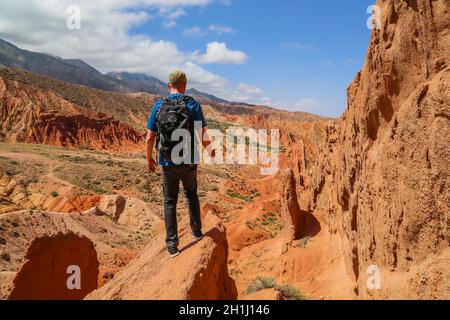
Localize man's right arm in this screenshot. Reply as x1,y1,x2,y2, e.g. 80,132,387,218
146,130,157,172
146,101,160,172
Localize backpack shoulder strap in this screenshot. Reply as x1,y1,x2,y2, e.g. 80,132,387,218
182,95,194,103
160,95,193,107
163,97,174,104
156,98,170,119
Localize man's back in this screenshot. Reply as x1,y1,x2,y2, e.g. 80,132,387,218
147,93,207,167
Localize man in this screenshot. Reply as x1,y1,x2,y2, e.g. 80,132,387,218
146,70,214,258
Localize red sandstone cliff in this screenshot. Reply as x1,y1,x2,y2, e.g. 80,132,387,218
292,0,450,299
0,68,146,151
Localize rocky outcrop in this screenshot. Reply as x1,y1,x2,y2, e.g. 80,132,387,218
26,112,144,151
294,0,450,299
86,213,238,300
0,210,150,299
280,169,305,240
8,232,99,300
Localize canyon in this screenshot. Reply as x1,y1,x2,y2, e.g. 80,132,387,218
0,0,449,300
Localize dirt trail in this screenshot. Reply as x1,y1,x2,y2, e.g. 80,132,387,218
1,150,82,191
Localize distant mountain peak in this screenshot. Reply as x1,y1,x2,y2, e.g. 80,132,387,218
186,88,229,104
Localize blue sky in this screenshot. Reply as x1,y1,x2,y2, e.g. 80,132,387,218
131,0,375,117
0,0,376,117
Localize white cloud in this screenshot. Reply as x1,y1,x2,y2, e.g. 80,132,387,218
141,0,213,7
183,26,205,37
294,98,321,111
184,24,235,37
198,42,247,65
159,7,186,20
228,83,279,106
235,83,263,97
163,20,177,29
0,0,268,103
208,24,235,35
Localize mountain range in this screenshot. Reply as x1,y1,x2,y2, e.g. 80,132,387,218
0,38,229,104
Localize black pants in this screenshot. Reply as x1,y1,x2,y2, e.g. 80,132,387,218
162,164,202,248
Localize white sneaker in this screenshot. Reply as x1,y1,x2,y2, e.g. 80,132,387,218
192,233,204,241
167,247,180,258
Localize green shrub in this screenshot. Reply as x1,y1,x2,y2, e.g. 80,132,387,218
275,284,306,300
87,184,107,194
245,276,276,294
228,192,252,203
245,277,307,300
50,191,59,197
